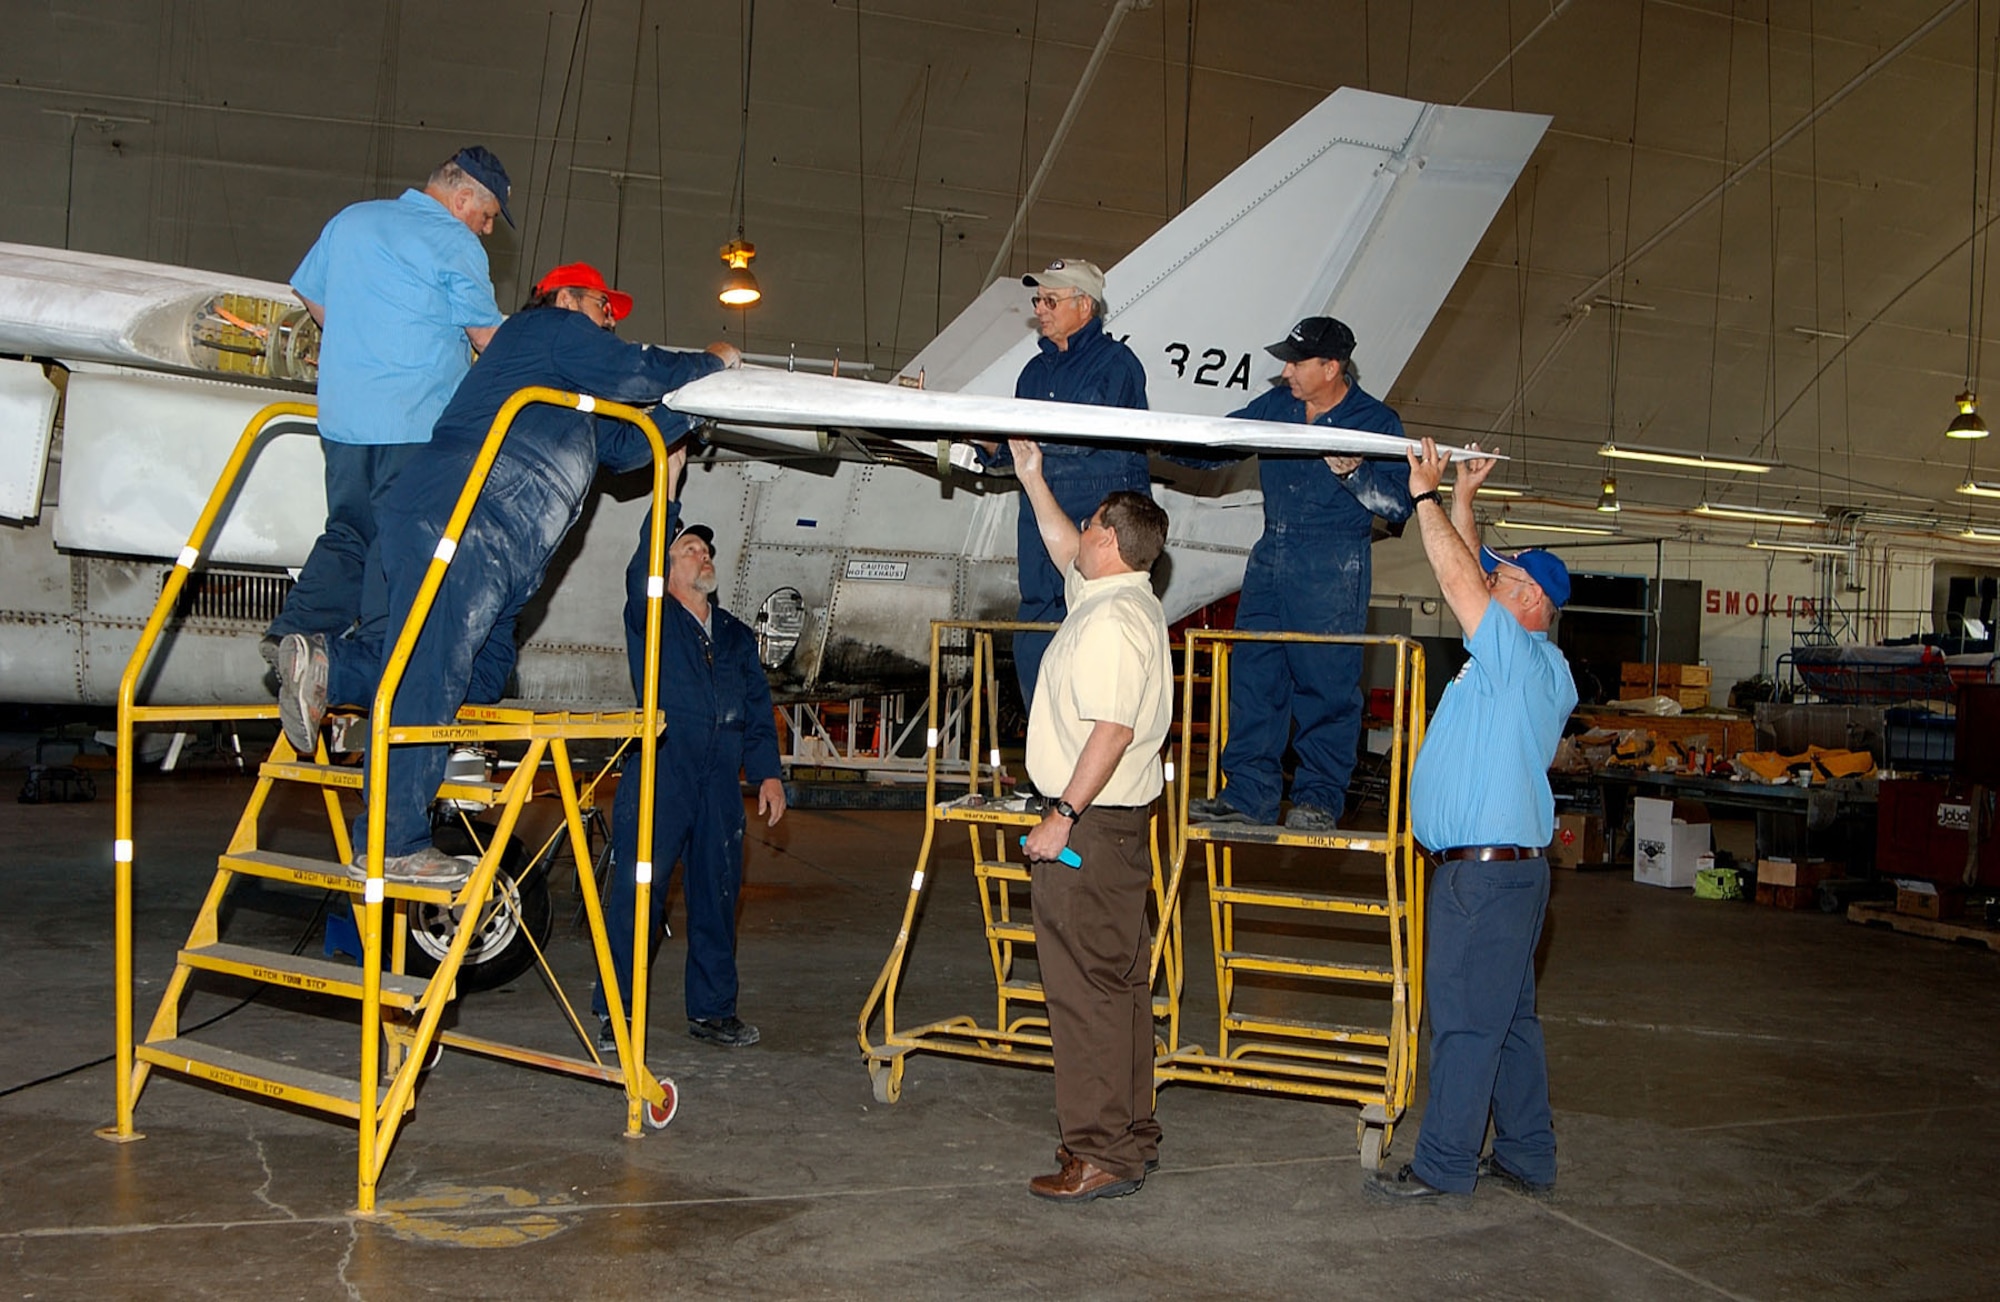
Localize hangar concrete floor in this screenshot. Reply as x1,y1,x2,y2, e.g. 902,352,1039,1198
1,759,1994,1301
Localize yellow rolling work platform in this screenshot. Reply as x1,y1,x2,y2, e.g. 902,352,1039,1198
102,391,686,1212
1154,628,1427,1172
856,620,1185,1104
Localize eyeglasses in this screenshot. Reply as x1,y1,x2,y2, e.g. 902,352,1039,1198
1031,292,1082,311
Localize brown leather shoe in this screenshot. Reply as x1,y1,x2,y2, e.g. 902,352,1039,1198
1029,1153,1142,1202
1057,1143,1159,1175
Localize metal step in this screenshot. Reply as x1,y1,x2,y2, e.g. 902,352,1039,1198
180,942,436,1008
973,860,1031,884
1220,949,1396,984
988,921,1037,945
1221,1011,1394,1046
220,849,461,904
1210,884,1395,916
136,1037,401,1120
1186,824,1390,852
256,758,503,804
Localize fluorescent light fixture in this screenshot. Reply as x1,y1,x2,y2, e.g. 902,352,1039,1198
1492,517,1620,537
1957,479,2000,499
1745,538,1855,556
1439,481,1527,499
1960,526,2000,542
1693,501,1820,525
1599,442,1777,474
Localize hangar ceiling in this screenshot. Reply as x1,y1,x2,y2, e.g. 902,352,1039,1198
4,0,1998,534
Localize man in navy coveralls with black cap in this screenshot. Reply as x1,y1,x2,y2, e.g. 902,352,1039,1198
1187,316,1412,833
1369,437,1576,1201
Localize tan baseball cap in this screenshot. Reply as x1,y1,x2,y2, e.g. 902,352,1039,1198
1022,258,1106,301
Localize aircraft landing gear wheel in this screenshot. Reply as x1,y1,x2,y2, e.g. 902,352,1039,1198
1358,1124,1385,1173
868,1058,902,1105
645,1077,679,1130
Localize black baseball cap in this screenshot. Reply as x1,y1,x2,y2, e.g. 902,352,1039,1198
1266,316,1357,363
451,146,515,228
675,522,716,556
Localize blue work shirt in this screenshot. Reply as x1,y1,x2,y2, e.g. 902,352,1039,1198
622,502,784,787
1228,382,1413,535
292,189,504,446
1410,601,1577,852
410,306,722,497
976,316,1150,483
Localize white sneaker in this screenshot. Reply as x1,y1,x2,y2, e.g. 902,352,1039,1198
277,632,329,754
346,846,473,884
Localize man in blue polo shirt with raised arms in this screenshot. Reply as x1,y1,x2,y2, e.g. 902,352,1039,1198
264,147,512,709
1369,437,1576,1202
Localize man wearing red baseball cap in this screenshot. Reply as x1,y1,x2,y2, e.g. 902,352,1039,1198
277,263,740,883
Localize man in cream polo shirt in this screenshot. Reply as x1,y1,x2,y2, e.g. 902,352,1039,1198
1009,437,1173,1205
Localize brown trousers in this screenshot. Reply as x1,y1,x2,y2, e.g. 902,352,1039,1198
1030,802,1160,1181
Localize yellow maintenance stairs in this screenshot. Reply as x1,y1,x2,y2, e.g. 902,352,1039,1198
101,390,687,1212
1155,628,1428,1170
856,620,1185,1103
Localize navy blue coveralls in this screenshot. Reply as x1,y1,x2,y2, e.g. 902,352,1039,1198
323,307,722,858
1218,383,1412,823
975,316,1151,701
594,505,784,1025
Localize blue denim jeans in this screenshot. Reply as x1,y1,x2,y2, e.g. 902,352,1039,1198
269,440,419,640
1410,856,1556,1192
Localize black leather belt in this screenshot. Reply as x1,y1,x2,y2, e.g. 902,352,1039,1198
1435,845,1541,863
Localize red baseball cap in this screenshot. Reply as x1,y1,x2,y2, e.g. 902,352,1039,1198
534,262,633,321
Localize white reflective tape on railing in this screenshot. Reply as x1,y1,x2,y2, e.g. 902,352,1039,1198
363,878,385,904
434,538,457,563
635,860,653,885
175,547,199,570
911,870,925,892
577,394,596,413
114,839,133,862
647,576,664,598
926,728,939,749
1163,761,1176,783
989,748,1001,768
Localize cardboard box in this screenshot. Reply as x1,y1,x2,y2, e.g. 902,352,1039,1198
1755,882,1820,910
1620,662,1713,688
1757,858,1834,890
1616,684,1711,709
1633,796,1712,888
1895,881,1967,921
1548,811,1605,869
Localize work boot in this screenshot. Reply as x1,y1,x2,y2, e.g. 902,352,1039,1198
1188,796,1253,824
276,632,329,755
1283,804,1340,833
689,1016,760,1047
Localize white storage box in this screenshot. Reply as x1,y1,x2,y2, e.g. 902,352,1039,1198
1632,796,1711,889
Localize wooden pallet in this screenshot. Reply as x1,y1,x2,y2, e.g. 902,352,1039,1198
1847,900,2000,953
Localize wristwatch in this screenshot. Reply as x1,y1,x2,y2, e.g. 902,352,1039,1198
1052,798,1081,821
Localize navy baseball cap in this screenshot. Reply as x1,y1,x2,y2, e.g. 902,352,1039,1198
452,146,515,228
1266,316,1357,363
1480,545,1571,608
675,522,716,556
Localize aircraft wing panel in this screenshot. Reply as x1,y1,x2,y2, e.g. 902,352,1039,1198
668,366,1493,461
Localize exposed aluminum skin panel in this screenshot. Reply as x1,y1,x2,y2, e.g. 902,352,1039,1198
0,359,59,521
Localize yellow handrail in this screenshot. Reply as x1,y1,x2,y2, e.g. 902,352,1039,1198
107,400,318,1141
353,386,676,1192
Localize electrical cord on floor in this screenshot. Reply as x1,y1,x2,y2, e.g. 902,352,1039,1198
0,891,334,1100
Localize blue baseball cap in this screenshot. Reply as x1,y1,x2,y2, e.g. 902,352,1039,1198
1480,545,1570,608
451,146,515,228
